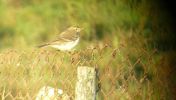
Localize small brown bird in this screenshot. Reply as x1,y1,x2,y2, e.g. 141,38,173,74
39,26,82,51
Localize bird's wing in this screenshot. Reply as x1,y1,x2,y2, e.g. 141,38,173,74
57,28,78,41
48,38,69,45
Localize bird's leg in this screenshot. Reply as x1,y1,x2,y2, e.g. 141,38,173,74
67,49,77,55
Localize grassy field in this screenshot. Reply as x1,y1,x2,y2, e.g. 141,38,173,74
0,0,175,99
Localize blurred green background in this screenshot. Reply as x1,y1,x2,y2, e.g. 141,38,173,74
0,0,175,50
0,0,176,99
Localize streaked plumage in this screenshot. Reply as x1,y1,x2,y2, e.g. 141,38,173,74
39,26,81,51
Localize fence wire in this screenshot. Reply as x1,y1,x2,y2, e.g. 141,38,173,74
0,44,169,100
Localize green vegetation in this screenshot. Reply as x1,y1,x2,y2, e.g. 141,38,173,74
0,0,175,99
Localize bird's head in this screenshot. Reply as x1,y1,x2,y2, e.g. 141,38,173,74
69,26,82,33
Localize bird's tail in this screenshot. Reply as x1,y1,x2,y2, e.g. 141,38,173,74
37,44,49,48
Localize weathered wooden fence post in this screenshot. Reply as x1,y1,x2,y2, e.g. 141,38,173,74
75,66,96,100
